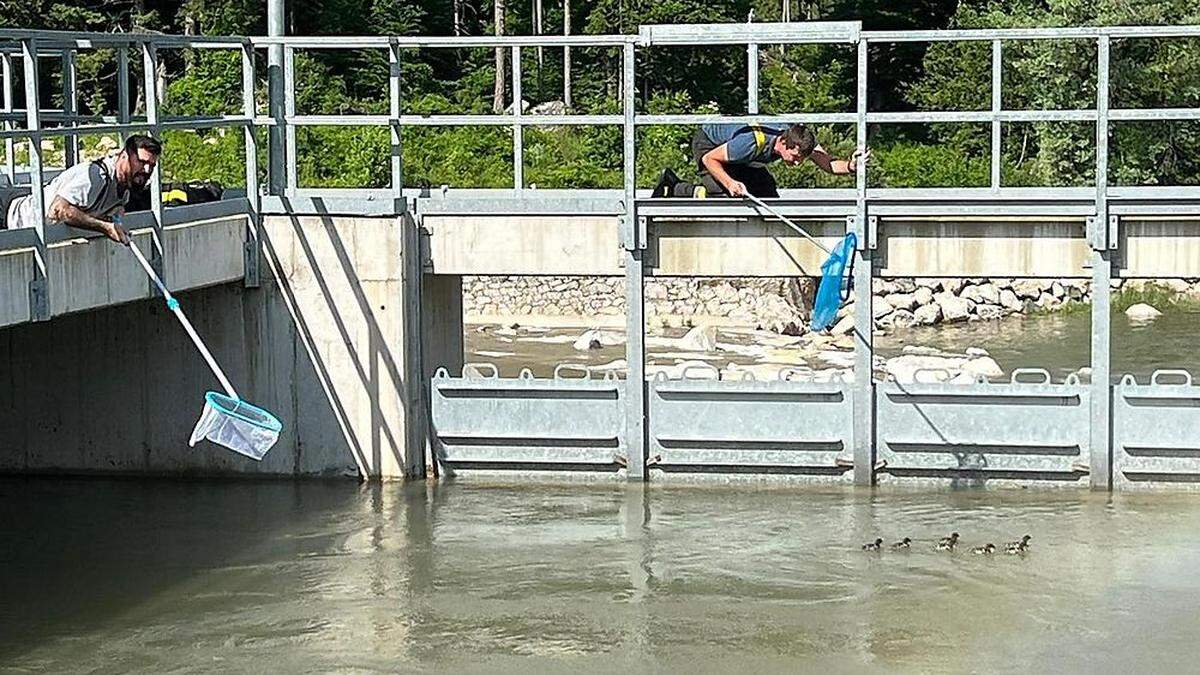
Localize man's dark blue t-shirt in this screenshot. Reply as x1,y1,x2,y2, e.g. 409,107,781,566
700,124,783,167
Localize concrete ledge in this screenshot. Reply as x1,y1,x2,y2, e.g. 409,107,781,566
47,215,250,317
878,219,1090,278
425,215,621,276
652,218,843,276
1122,218,1200,277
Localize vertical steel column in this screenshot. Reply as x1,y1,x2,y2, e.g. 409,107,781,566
60,49,78,167
562,0,571,109
990,39,1002,191
389,40,403,200
141,41,165,281
22,39,49,321
283,46,297,196
1089,36,1113,490
2,53,14,185
747,42,759,115
621,42,645,481
852,37,874,486
267,0,286,194
116,46,130,143
242,43,261,288
511,45,523,190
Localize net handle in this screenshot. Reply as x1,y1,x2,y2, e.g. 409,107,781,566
745,193,833,255
128,239,239,400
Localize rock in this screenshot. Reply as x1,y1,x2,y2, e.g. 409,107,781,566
934,292,972,322
999,289,1023,312
885,355,966,384
965,347,990,357
831,314,856,336
1125,303,1162,321
888,293,917,312
893,279,917,293
1051,281,1066,299
915,278,942,291
874,279,899,295
873,297,895,319
1012,280,1043,300
903,345,944,356
817,350,856,368
676,325,719,351
913,303,943,325
977,283,1002,305
780,321,805,337
914,287,934,306
888,309,917,328
942,278,966,294
1164,279,1191,294
976,304,1004,320
572,329,622,351
1037,293,1059,309
962,356,1003,380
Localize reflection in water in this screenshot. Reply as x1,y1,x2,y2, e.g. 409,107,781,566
4,478,1200,672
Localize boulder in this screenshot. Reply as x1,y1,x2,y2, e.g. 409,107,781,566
888,309,917,328
888,293,918,312
976,304,1005,320
885,354,966,384
965,346,990,358
1012,280,1043,300
676,325,720,351
914,287,935,306
934,292,972,322
1125,303,1162,321
999,289,1023,312
962,356,1004,380
913,303,943,325
831,314,856,336
873,296,895,319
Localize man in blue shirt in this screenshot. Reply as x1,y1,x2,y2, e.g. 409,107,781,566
652,123,868,198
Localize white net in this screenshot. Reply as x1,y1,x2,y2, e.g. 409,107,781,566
189,391,282,461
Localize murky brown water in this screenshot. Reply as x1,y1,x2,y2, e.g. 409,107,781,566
3,478,1199,673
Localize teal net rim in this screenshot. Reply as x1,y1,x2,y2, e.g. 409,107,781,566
204,391,283,433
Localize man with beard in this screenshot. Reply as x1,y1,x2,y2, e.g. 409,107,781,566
4,134,161,245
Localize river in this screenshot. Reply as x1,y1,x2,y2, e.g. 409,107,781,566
3,477,1199,673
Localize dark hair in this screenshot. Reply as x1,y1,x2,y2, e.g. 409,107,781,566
124,134,162,157
779,124,816,155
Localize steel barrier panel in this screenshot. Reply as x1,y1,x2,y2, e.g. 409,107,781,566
876,380,1091,484
1114,374,1200,488
431,369,625,472
647,375,854,477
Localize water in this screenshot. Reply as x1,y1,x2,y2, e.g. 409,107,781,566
468,310,1200,383
4,478,1200,673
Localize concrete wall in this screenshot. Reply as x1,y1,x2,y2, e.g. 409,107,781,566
0,214,430,480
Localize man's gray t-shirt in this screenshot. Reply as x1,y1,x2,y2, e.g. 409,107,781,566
4,155,127,229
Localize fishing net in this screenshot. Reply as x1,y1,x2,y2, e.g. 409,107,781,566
810,232,858,332
189,391,282,461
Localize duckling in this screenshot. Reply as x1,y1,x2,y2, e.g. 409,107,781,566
862,538,883,551
891,537,912,550
971,543,996,555
1005,535,1032,555
936,532,960,551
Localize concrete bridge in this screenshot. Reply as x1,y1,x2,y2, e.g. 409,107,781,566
4,21,1200,490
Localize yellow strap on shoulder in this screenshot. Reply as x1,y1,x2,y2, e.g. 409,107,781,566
751,125,766,152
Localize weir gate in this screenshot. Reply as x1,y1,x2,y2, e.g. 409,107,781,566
3,22,1200,489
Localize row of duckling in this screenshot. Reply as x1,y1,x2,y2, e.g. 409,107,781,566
862,533,1031,555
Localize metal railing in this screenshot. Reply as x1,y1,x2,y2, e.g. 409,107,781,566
3,22,1200,317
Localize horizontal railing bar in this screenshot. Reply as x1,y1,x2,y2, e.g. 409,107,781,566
250,35,634,48
863,25,1200,42
868,110,1098,123
636,113,857,125
286,114,625,127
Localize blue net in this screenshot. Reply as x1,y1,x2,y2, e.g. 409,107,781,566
810,233,857,332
